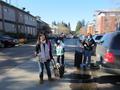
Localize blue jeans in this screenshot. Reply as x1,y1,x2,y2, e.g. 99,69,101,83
83,50,92,66
39,60,51,79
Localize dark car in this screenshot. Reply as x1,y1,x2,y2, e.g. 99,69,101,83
0,35,17,47
96,31,120,74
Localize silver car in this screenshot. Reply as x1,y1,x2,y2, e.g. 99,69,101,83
96,31,120,74
93,34,103,44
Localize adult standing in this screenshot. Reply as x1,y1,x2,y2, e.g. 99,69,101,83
82,33,95,68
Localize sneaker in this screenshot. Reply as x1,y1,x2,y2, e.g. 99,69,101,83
39,76,43,84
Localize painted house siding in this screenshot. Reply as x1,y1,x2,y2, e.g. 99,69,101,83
3,6,16,22
0,21,3,30
0,4,2,19
4,22,16,33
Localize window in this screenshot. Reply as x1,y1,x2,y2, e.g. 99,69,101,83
26,15,28,20
95,35,103,40
19,13,22,17
110,33,120,49
28,16,30,20
4,8,8,12
12,24,15,28
0,21,3,30
101,33,112,48
32,18,35,21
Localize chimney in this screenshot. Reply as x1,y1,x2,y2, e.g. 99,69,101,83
22,7,26,11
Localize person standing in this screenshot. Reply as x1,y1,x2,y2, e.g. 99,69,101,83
82,33,95,68
55,40,65,65
35,33,53,84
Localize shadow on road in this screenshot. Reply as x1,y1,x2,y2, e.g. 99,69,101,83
93,75,120,85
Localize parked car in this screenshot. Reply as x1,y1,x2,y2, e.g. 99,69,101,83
93,34,103,43
3,35,19,44
79,35,85,41
0,35,17,47
96,31,120,74
92,34,103,55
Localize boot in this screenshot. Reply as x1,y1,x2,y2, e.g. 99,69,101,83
39,74,43,84
39,78,43,84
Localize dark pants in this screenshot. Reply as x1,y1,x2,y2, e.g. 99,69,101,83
83,50,92,66
39,60,51,80
57,54,64,65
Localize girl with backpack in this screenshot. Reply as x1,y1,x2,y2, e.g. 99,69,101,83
35,33,53,84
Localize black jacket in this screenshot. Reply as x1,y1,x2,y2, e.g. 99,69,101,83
82,38,95,51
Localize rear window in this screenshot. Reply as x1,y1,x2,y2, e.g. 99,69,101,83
110,34,120,49
101,33,112,48
95,36,103,40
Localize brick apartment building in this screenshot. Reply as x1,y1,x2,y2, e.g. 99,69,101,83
95,10,120,34
87,23,95,34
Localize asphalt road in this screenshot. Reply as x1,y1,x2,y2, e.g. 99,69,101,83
0,44,35,73
0,39,120,90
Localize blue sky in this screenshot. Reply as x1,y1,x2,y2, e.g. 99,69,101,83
9,0,120,30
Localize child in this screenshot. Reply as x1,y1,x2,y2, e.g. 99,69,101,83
35,33,53,84
55,40,65,78
55,40,65,65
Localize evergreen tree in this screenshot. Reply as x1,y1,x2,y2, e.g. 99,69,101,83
75,21,82,32
52,21,56,26
68,22,71,31
81,19,85,26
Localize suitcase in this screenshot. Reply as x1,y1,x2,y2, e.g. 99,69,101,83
74,51,83,69
51,59,64,78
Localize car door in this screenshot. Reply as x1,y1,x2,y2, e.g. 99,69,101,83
96,33,112,62
109,33,120,69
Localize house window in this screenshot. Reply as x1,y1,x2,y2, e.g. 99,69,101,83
26,15,28,20
4,8,8,12
28,16,30,20
19,14,22,17
32,18,35,21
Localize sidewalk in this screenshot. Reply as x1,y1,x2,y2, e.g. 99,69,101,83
0,52,79,90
